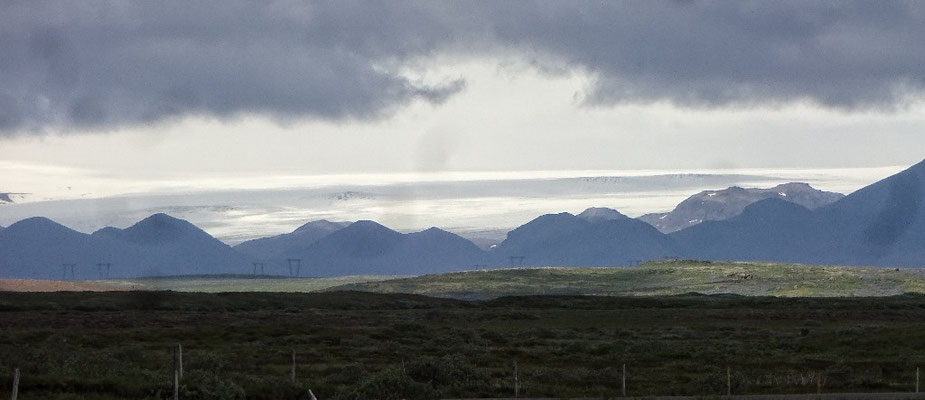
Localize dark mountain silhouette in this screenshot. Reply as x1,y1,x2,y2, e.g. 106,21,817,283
2,160,925,279
671,198,817,263
233,219,349,260
809,159,925,266
93,213,248,276
0,214,248,279
500,212,590,254
283,221,487,276
117,213,218,245
494,209,677,267
672,160,925,267
640,182,843,233
0,217,95,279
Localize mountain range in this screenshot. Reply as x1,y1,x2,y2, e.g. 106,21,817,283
638,182,844,233
234,220,350,260
1,160,924,278
671,159,925,267
0,214,248,279
492,210,677,267
281,221,488,276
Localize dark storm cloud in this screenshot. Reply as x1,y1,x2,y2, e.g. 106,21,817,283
475,1,925,110
0,2,466,134
2,1,925,134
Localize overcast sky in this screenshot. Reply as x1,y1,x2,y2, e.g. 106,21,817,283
2,1,925,200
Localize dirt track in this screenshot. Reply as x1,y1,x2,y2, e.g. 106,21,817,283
0,279,129,292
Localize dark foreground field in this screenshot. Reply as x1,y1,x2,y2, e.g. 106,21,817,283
1,292,925,399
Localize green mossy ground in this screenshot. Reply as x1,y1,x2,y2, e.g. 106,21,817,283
1,291,925,399
335,261,925,299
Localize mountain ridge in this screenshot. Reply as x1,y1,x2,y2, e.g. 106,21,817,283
0,214,247,279
283,221,487,276
234,219,350,260
670,159,925,267
639,182,843,233
2,160,925,278
494,211,677,267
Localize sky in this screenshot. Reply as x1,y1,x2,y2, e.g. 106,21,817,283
1,1,924,238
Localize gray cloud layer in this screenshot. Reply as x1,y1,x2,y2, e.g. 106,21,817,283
2,1,924,134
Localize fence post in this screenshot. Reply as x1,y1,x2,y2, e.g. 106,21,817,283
621,363,626,397
727,366,731,396
11,368,19,400
173,368,179,400
291,349,296,384
178,344,183,380
513,360,519,398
